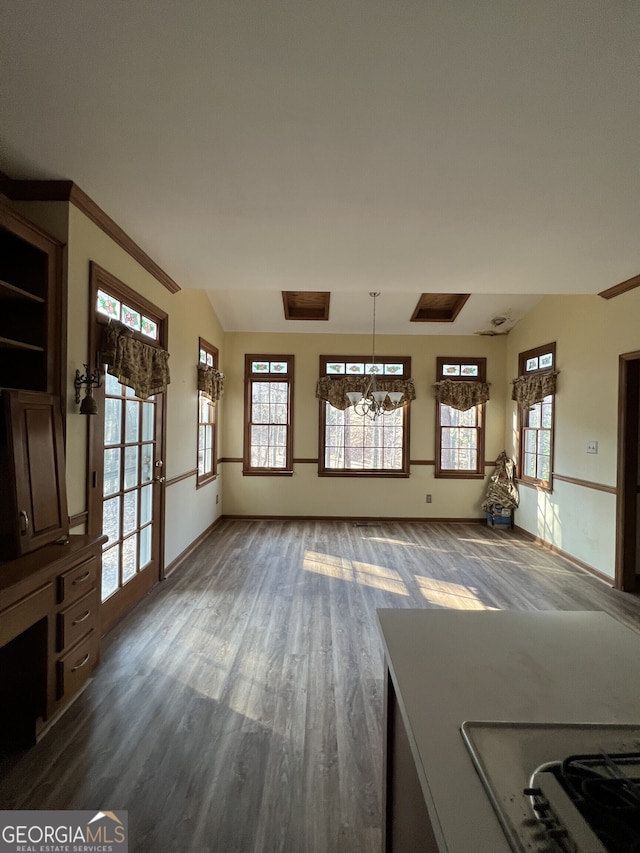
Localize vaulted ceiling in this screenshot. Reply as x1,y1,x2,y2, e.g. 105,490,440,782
1,1,638,335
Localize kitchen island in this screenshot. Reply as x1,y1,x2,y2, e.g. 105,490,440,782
377,610,640,852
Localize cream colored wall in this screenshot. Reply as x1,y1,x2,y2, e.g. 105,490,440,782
506,290,640,578
17,201,225,566
221,332,507,519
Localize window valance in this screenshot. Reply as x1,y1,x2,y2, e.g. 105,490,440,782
512,371,558,409
197,364,225,402
316,376,416,411
101,321,170,400
432,379,490,411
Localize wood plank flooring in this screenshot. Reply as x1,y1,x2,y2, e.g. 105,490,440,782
2,520,640,852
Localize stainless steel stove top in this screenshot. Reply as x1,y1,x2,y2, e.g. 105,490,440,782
461,721,640,853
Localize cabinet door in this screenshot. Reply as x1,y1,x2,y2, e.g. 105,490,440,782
1,390,68,557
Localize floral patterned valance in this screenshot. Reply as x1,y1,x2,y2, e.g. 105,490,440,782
432,379,491,411
316,376,416,411
101,321,170,400
197,364,225,402
511,371,558,409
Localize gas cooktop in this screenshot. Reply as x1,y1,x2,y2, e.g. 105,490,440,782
461,721,640,853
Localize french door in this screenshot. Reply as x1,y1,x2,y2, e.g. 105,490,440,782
87,264,167,634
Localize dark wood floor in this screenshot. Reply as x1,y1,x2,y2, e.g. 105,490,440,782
2,520,640,852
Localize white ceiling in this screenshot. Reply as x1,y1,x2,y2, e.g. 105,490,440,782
1,1,638,335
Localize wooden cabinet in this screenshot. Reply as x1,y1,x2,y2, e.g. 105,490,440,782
0,536,104,747
0,390,69,559
0,202,62,395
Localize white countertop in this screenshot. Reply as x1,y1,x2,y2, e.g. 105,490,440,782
377,609,640,853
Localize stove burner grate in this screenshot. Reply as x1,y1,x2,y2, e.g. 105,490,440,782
526,751,640,853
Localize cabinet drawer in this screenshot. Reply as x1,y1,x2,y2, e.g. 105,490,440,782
57,589,99,653
57,556,98,606
56,629,98,701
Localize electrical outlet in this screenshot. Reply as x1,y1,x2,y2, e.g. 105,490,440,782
586,441,598,454
426,494,432,503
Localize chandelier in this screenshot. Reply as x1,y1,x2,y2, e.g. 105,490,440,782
346,292,406,420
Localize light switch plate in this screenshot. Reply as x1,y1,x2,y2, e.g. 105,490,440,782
587,441,598,454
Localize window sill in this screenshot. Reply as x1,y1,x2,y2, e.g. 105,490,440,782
318,470,410,479
242,469,294,477
434,471,485,480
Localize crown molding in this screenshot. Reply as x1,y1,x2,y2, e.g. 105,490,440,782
598,273,640,300
0,170,180,294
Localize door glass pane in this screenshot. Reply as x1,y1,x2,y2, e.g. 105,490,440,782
123,490,138,536
102,546,119,600
122,534,138,583
142,402,154,440
141,444,153,484
103,448,121,496
126,400,140,443
103,496,121,544
104,398,122,445
105,372,121,395
124,446,139,488
140,484,153,525
140,525,152,568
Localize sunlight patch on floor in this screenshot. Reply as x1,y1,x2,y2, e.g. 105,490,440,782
303,550,409,595
414,575,496,610
364,535,451,553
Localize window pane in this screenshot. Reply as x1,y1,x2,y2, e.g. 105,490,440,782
97,289,120,320
141,444,153,484
101,546,119,600
142,402,154,440
539,353,553,369
104,398,122,445
461,364,479,376
524,430,537,453
539,456,551,481
124,446,139,489
526,356,539,371
103,448,121,496
122,534,138,583
272,404,287,424
123,490,138,536
365,363,384,375
528,405,542,428
270,361,288,373
103,496,120,544
105,372,121,395
126,400,140,443
252,361,270,372
327,363,345,374
141,316,158,339
384,364,404,375
524,453,537,478
121,304,141,332
346,363,365,374
252,403,270,424
442,364,461,376
542,399,553,427
251,425,269,446
140,525,152,568
140,484,153,525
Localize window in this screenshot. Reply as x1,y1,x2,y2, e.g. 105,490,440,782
243,355,294,475
319,356,411,476
435,357,486,478
517,343,556,489
197,338,218,486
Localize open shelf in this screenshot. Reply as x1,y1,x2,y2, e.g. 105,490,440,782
0,279,46,303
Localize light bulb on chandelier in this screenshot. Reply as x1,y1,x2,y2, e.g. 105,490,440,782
346,293,406,420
